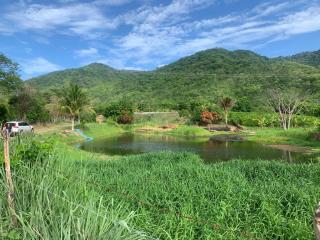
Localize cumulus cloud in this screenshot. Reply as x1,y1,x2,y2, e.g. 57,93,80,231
2,3,119,38
21,57,61,77
75,47,99,57
111,0,320,68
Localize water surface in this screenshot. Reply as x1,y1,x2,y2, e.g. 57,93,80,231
80,133,317,163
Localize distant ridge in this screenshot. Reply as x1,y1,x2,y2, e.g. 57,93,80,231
284,50,320,68
26,48,320,107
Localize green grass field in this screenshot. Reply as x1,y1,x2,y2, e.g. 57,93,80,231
245,127,320,148
1,123,320,239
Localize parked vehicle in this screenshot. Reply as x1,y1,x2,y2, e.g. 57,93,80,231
2,121,34,136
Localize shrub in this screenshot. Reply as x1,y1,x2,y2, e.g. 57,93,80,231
232,97,252,112
200,111,219,125
229,112,319,128
104,100,134,122
11,137,55,165
0,104,8,122
117,112,134,124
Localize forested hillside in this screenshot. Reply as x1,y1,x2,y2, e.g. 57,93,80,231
285,50,320,68
27,48,320,111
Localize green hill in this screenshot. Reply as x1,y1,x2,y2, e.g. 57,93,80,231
285,50,320,68
157,48,271,73
27,48,320,110
28,63,146,89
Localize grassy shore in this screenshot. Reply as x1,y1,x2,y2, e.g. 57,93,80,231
49,121,319,149
245,127,319,149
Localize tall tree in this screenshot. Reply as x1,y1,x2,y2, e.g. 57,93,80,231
53,82,89,131
267,88,307,130
219,97,234,127
9,86,35,120
45,96,64,123
0,53,22,96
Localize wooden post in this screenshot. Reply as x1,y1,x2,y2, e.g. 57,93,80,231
2,129,17,226
315,203,320,240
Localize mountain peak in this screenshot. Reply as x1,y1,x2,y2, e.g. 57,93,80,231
157,48,269,73
83,62,115,70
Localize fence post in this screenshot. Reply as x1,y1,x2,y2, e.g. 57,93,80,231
315,203,320,240
2,129,17,226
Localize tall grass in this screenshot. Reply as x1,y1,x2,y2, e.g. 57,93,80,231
246,127,319,148
80,123,124,139
68,151,320,239
1,134,320,239
0,139,150,239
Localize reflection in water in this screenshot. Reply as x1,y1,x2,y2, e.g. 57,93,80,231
80,133,317,163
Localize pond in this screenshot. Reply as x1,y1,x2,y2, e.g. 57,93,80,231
80,133,317,163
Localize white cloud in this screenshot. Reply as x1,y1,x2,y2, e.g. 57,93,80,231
93,0,133,6
21,57,61,76
251,2,291,17
75,47,99,57
109,0,320,68
3,3,119,38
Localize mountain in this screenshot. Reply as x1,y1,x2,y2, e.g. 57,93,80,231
28,63,145,89
157,48,271,73
285,50,320,68
27,48,320,110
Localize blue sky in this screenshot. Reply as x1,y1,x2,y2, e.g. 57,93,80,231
0,0,320,79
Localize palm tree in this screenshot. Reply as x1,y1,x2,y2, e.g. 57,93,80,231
53,82,89,131
219,97,234,127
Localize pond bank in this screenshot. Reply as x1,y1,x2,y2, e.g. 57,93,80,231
77,124,318,163
41,123,318,155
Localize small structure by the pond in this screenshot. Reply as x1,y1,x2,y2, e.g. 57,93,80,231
134,111,180,124
96,115,105,124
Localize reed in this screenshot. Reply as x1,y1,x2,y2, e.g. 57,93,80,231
0,142,150,239
74,151,320,239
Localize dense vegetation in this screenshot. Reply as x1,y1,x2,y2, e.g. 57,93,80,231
82,152,320,239
1,48,320,124
27,48,320,113
285,50,320,68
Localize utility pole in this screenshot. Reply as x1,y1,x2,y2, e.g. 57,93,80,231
2,128,17,226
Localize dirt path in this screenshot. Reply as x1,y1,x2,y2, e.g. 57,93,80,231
34,123,71,135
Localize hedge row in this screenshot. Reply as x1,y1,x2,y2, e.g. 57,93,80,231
229,112,320,127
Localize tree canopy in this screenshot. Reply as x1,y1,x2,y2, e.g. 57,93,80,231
0,53,22,96
53,82,90,130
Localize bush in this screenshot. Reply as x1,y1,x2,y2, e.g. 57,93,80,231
232,97,252,112
26,104,51,123
117,112,134,124
230,112,320,128
11,137,55,165
0,104,8,122
200,111,219,125
104,100,134,121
